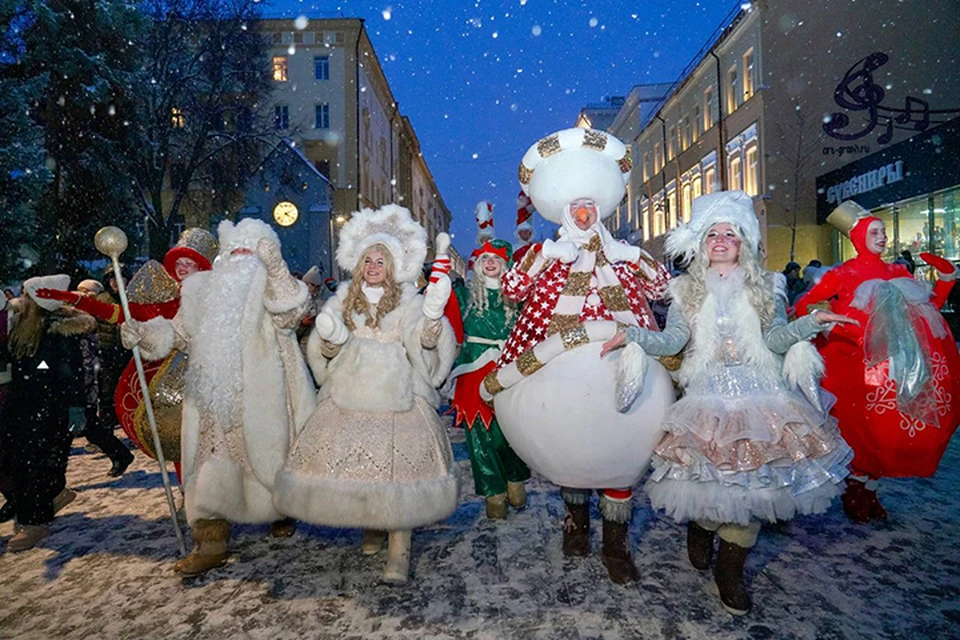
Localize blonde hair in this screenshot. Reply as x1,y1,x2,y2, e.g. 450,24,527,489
468,257,516,322
342,244,403,330
683,224,777,328
9,294,46,359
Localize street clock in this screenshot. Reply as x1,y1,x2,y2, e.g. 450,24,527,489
273,201,299,227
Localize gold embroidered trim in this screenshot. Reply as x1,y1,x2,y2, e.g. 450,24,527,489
560,325,590,350
537,134,561,158
518,163,533,185
547,313,580,336
586,234,602,252
618,153,633,173
520,244,540,273
516,350,544,376
563,271,592,296
582,130,608,152
599,285,632,312
483,370,504,396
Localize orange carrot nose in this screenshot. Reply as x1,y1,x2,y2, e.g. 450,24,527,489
574,207,591,223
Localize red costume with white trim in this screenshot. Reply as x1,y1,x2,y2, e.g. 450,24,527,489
796,215,960,480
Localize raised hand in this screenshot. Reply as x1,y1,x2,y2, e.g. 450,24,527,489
920,252,958,280
422,272,452,320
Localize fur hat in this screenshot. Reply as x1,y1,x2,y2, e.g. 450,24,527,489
665,190,761,264
336,204,427,284
24,274,71,312
302,266,323,286
217,218,280,257
163,227,219,276
518,128,631,224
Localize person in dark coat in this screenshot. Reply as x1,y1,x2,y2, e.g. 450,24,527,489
1,275,88,552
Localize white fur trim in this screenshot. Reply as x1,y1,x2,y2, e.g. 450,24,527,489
665,190,761,263
217,218,280,257
24,274,70,312
274,469,459,530
521,128,629,223
337,204,427,283
185,456,283,525
783,340,827,412
137,316,177,361
615,341,648,413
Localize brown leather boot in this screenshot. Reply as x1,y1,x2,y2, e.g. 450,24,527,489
562,501,590,557
841,478,871,523
601,519,639,584
714,539,751,615
270,518,297,538
175,518,231,577
506,481,527,509
687,521,715,570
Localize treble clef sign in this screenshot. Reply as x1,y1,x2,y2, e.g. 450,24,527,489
823,52,889,141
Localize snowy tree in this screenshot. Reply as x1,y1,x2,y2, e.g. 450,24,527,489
128,0,273,259
0,0,49,282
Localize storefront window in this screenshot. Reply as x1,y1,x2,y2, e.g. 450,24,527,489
898,198,931,258
932,188,960,260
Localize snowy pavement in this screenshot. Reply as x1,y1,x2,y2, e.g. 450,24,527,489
1,422,959,639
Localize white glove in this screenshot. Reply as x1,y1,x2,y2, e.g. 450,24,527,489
422,273,451,320
120,319,145,350
541,238,579,264
435,232,451,256
314,310,349,345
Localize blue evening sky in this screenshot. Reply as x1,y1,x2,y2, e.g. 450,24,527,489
262,0,740,259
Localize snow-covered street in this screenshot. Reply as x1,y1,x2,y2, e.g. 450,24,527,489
1,422,958,639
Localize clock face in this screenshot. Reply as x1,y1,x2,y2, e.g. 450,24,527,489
273,201,299,227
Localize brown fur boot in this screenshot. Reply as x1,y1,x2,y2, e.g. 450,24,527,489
175,518,231,577
687,522,715,570
601,519,639,584
270,518,297,538
506,481,527,509
562,501,590,557
714,539,751,615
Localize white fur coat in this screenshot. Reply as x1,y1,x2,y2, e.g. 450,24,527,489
306,283,457,412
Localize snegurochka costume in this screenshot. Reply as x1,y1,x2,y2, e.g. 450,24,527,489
447,237,530,519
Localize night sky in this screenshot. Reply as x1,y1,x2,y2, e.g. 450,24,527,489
264,0,739,259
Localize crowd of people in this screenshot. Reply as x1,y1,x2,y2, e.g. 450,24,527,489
1,127,958,618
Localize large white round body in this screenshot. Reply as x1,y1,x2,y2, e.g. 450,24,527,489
494,341,674,489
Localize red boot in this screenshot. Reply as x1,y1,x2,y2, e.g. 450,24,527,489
841,478,871,523
864,488,888,521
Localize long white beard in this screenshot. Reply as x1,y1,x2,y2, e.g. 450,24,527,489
188,255,267,428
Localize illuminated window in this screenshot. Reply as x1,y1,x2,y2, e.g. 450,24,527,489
745,145,759,195
729,155,743,191
727,65,739,113
681,183,692,222
693,174,702,199
743,48,755,100
171,107,185,128
667,126,677,160
703,87,715,129
667,189,678,228
654,143,662,171
704,166,716,193
694,105,702,139
273,57,288,82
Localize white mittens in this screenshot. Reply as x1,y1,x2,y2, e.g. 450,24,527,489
422,273,451,320
120,319,145,350
541,238,579,264
315,310,349,345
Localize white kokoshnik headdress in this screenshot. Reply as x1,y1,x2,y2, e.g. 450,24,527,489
336,204,427,284
665,190,761,264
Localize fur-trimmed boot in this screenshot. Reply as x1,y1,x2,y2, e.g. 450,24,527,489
507,481,527,509
562,501,590,557
601,519,639,584
841,478,871,523
382,530,412,584
714,539,751,615
687,522,715,570
486,493,508,519
361,529,387,555
175,518,231,577
270,518,296,538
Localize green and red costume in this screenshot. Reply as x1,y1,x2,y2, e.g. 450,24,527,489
448,240,530,497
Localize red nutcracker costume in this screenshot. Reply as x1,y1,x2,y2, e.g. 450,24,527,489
481,127,675,584
795,201,960,522
513,190,535,264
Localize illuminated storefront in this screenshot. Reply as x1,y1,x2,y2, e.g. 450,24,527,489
816,118,960,264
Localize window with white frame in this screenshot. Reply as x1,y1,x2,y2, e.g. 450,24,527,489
314,55,330,81
683,116,692,150
704,166,716,193
641,198,650,241
667,189,678,228
653,200,664,236
642,151,651,182
703,87,715,129
743,48,755,101
729,155,743,191
727,65,739,113
681,183,692,222
693,174,702,199
667,126,677,161
315,103,330,129
745,144,759,195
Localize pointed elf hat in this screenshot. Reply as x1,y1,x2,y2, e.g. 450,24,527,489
518,128,631,224
516,190,535,232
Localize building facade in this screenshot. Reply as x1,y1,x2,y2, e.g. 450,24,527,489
260,18,451,265
581,0,960,269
